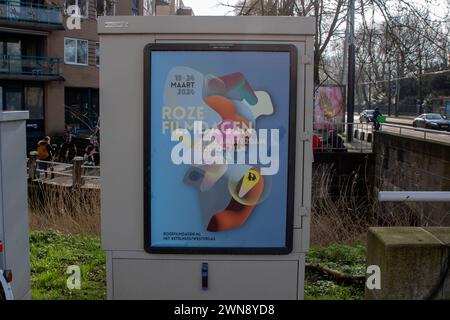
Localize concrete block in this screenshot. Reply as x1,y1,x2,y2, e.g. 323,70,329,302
367,133,373,143
354,129,359,139
366,227,450,300
360,131,365,141
424,227,450,299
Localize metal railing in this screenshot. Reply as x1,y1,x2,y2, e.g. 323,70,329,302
0,0,63,25
27,153,100,188
0,54,62,77
380,123,450,143
313,122,374,153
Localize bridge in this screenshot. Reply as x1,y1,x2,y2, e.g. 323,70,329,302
314,119,450,226
27,152,100,189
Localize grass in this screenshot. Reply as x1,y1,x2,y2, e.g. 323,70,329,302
305,243,367,300
29,229,366,300
30,230,106,300
29,183,100,235
28,164,410,300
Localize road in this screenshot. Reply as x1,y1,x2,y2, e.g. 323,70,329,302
355,114,450,145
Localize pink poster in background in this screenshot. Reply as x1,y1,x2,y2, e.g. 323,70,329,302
313,86,345,130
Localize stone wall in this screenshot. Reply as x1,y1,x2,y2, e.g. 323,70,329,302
373,132,450,225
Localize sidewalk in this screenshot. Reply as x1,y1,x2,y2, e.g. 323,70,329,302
353,112,414,126
385,115,414,126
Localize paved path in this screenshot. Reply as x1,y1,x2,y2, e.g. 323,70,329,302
353,114,450,145
385,116,414,126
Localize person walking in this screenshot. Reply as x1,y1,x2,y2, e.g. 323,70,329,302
83,145,96,167
327,130,347,152
58,131,77,163
372,107,382,131
37,136,55,178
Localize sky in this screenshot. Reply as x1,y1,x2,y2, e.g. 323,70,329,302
182,0,238,15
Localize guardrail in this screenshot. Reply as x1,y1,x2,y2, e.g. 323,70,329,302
0,0,63,25
314,122,374,153
0,54,62,77
379,191,450,202
27,152,100,188
380,123,450,142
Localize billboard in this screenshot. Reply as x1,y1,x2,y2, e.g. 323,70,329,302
313,85,346,130
144,44,297,253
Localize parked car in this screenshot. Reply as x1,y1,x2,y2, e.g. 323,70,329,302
359,109,375,123
412,113,450,131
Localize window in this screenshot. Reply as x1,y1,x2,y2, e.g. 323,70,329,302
426,114,443,120
132,0,139,16
97,0,116,16
0,85,44,119
25,86,44,120
143,0,152,16
4,89,23,111
65,88,99,131
64,38,88,65
65,0,89,19
95,42,100,67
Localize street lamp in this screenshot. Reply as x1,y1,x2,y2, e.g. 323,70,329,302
347,0,356,142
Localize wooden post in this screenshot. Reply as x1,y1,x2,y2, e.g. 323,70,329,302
72,156,84,188
28,151,39,180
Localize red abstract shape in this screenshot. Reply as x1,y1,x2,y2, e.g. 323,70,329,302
203,95,250,128
206,72,258,105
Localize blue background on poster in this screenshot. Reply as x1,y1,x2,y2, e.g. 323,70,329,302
149,50,293,249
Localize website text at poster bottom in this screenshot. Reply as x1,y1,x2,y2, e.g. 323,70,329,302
163,232,216,241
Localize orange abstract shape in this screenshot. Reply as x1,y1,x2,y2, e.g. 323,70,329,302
207,169,264,232
203,95,250,128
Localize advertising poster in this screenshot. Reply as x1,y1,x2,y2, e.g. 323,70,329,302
313,85,345,130
144,44,297,253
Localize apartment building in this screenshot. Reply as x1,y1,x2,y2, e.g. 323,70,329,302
0,0,193,145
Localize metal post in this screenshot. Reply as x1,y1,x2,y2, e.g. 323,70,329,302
379,191,450,202
72,156,84,188
388,62,392,116
346,0,355,142
28,151,38,180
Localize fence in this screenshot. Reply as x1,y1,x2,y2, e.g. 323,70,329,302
0,54,61,77
379,123,450,144
0,0,63,25
27,152,100,188
313,122,374,153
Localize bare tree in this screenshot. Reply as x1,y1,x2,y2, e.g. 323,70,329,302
355,2,448,113
221,0,348,85
220,0,448,94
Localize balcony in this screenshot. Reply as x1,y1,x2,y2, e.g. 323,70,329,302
0,54,63,81
0,0,64,30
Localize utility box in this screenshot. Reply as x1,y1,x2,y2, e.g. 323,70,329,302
99,16,314,300
0,111,31,300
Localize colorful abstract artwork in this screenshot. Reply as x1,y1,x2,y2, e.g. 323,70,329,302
147,47,295,251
